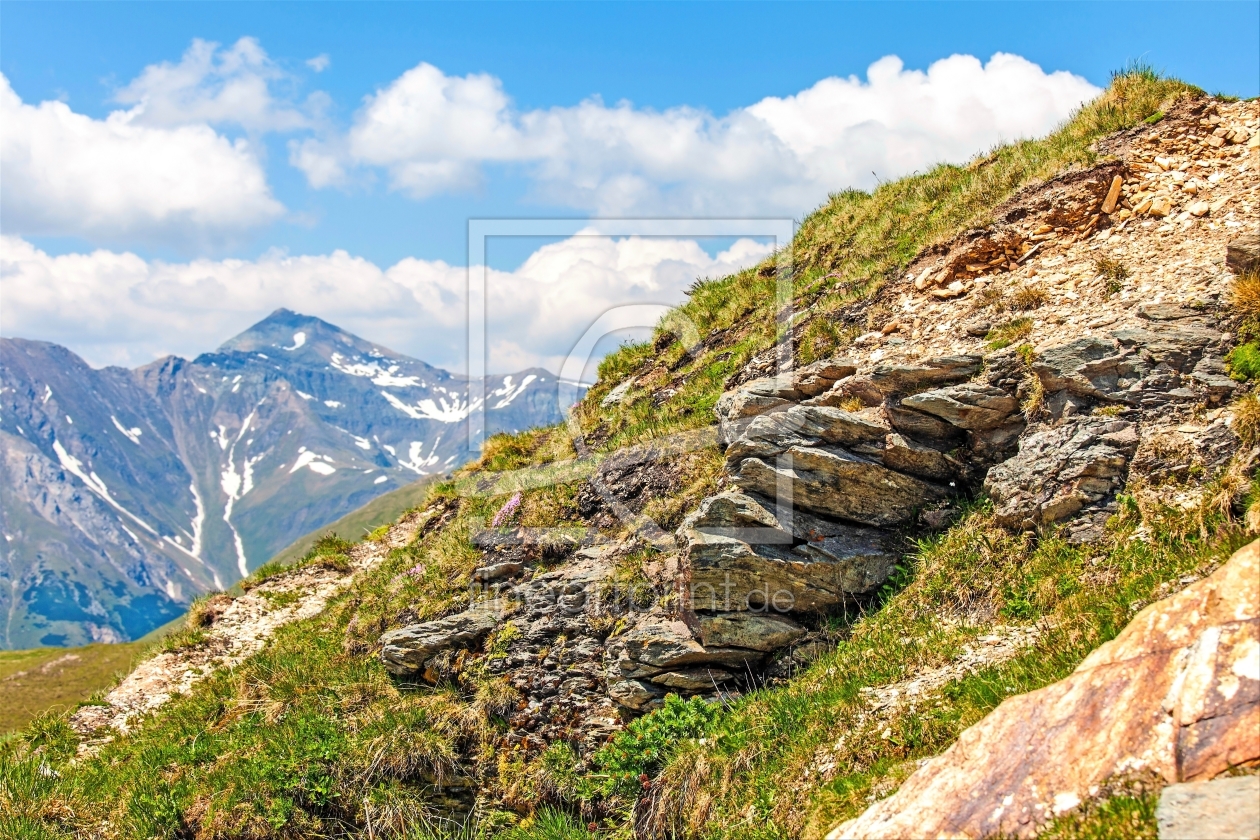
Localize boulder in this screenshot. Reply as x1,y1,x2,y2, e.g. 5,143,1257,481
879,433,962,482
828,539,1260,840
868,355,982,395
649,667,736,691
679,489,864,543
472,561,524,582
696,612,807,651
985,418,1139,531
380,600,504,675
684,520,898,610
901,383,1020,431
607,678,665,710
1032,336,1137,401
884,396,968,445
731,446,949,527
724,405,890,466
616,616,762,671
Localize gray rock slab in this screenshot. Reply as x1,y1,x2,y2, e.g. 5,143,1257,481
1156,775,1260,840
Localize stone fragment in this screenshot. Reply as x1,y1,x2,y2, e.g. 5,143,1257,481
901,383,1020,431
870,356,982,396
879,433,961,482
1101,175,1124,214
617,617,760,671
696,612,806,651
1139,303,1198,321
828,539,1260,840
1156,775,1260,840
1188,200,1211,217
884,397,968,445
380,600,504,675
472,561,524,582
1228,234,1260,275
649,667,735,691
600,376,636,407
985,418,1138,530
724,404,890,465
1032,337,1138,401
607,678,664,710
732,447,949,527
679,489,863,543
685,524,897,609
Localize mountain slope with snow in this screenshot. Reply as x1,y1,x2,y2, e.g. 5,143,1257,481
0,309,570,647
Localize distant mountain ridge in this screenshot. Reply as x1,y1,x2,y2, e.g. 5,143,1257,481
0,309,570,648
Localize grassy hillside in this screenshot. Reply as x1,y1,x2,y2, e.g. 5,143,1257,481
0,645,147,737
0,478,437,737
4,68,1251,840
265,476,438,568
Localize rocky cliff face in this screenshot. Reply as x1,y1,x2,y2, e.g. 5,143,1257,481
16,84,1258,840
0,309,570,647
368,95,1258,827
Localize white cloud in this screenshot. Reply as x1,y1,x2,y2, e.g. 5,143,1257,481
306,54,331,73
1,233,771,374
114,37,313,132
296,52,1101,215
0,72,284,246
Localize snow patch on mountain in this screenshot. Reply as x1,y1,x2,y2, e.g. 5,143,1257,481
52,438,157,535
380,389,478,423
290,448,337,476
283,331,307,351
111,416,143,444
397,438,441,474
329,353,425,387
491,374,537,409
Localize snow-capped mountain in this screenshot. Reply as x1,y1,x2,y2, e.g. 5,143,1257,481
0,309,572,648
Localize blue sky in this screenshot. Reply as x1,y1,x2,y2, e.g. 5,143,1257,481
1,1,1257,373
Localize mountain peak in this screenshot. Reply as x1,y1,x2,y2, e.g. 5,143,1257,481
217,309,359,356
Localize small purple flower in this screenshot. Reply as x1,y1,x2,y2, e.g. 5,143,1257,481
405,562,426,579
491,492,522,528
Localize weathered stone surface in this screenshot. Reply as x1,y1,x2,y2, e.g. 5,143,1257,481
1139,302,1199,321
616,617,761,671
1227,233,1260,275
985,418,1139,530
724,405,890,465
883,396,968,445
685,526,896,610
607,678,664,710
879,433,961,482
901,382,1020,431
472,561,523,582
1033,336,1137,401
696,612,806,651
732,446,949,527
869,355,982,395
1156,775,1260,840
807,376,886,408
649,667,735,691
794,357,859,396
679,489,863,543
679,490,899,609
829,539,1260,840
380,600,504,675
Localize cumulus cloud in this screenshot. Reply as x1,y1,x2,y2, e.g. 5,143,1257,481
1,234,771,374
306,54,331,73
114,37,314,132
295,52,1101,215
0,72,284,246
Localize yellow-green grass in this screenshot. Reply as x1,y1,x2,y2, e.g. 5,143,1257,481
266,475,438,568
0,643,146,736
